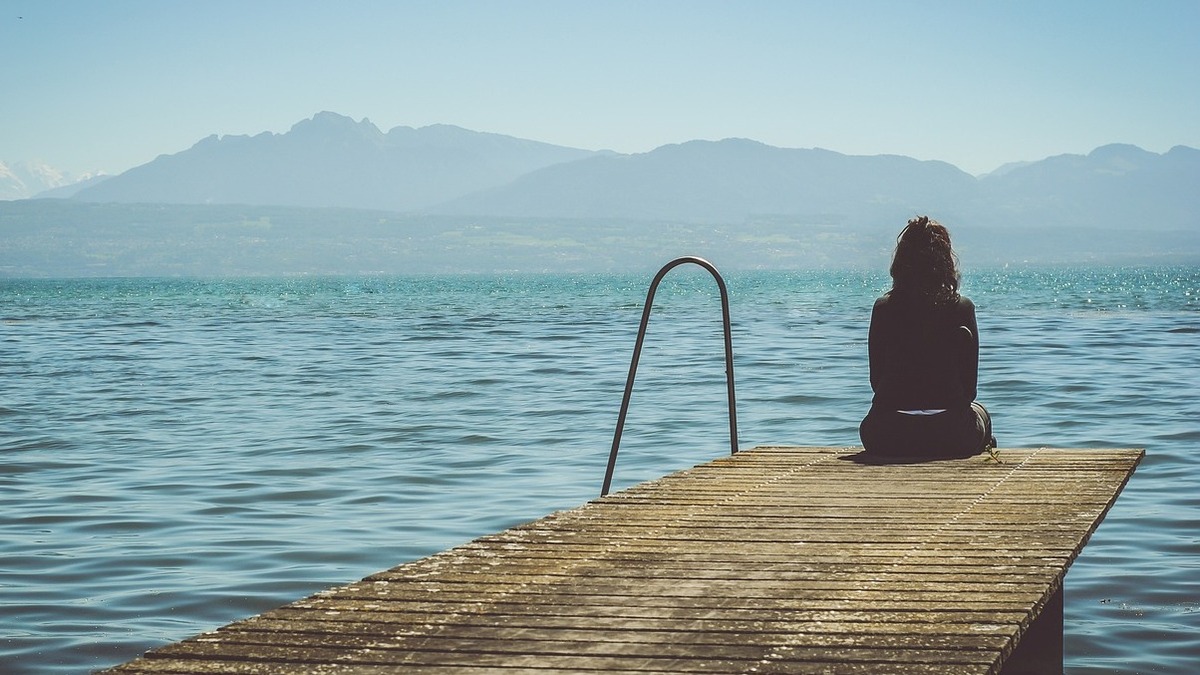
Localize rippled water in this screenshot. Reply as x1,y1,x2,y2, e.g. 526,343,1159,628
2,267,1198,674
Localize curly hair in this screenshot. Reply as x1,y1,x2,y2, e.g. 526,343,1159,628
889,216,961,303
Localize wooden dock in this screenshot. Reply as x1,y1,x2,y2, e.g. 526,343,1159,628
103,446,1142,674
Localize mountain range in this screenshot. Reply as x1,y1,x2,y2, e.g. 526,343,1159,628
51,111,1196,234
2,112,1196,276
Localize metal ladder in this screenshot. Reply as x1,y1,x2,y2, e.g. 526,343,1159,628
600,256,739,496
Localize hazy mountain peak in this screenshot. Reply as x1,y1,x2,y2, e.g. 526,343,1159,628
977,160,1033,178
32,173,112,199
288,111,385,143
1088,143,1153,160
386,123,490,146
1086,143,1156,171
1,159,96,200
413,123,476,135
293,110,374,129
645,137,770,156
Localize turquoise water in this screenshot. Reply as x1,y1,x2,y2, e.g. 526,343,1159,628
2,267,1198,673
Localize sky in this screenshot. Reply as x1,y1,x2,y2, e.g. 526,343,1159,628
2,0,1197,177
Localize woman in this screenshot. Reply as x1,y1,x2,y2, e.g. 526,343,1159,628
859,216,994,457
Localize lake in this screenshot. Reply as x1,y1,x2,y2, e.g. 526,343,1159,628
2,266,1197,673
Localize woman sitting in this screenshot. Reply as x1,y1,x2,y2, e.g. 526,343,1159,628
859,216,995,458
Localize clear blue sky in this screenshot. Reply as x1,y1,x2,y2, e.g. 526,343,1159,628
2,0,1197,176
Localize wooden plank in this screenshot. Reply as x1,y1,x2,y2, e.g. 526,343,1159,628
101,446,1142,675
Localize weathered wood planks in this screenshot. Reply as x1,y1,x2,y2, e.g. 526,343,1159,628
101,446,1142,674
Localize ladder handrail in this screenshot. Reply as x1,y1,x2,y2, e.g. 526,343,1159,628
600,256,739,496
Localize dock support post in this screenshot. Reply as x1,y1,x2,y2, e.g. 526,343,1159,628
1001,583,1064,675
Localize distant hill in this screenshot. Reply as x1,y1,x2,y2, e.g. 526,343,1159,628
73,112,600,211
431,138,977,225
68,114,1198,234
972,143,1200,231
